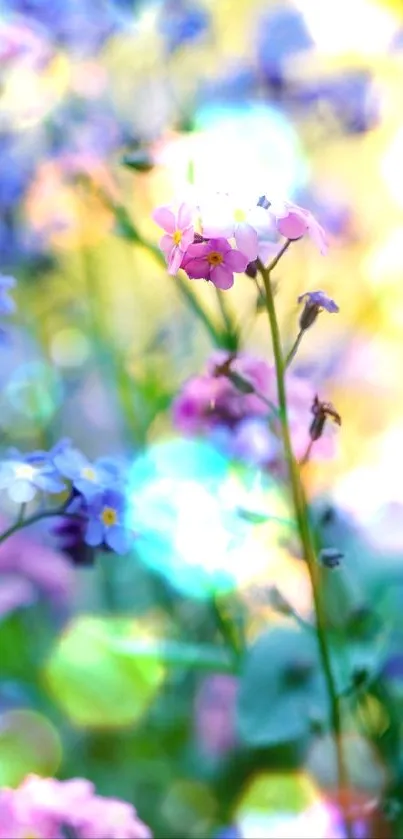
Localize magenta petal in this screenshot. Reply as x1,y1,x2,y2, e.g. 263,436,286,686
177,202,193,229
184,242,210,260
209,237,232,254
235,223,259,261
210,265,234,290
225,248,249,273
183,258,210,279
277,213,307,240
168,247,183,274
152,205,176,233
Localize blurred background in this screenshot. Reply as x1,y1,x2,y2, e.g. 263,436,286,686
2,0,403,836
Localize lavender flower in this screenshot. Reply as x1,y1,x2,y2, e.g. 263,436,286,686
0,449,66,504
298,290,339,330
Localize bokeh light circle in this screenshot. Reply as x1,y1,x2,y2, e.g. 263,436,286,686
127,438,292,600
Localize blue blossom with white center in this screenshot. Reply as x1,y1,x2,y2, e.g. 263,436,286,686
298,290,339,330
0,275,16,316
53,445,119,500
0,450,66,503
85,488,131,555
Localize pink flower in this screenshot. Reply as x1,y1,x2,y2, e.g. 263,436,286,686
173,353,276,435
181,238,248,289
152,202,194,274
0,775,152,839
194,675,238,759
273,201,328,254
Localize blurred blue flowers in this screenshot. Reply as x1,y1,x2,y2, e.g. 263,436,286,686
158,0,209,54
53,445,119,500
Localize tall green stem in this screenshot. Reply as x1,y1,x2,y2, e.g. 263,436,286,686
256,256,353,839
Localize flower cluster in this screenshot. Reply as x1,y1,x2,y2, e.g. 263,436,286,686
0,773,151,839
173,351,336,466
152,194,327,288
0,441,132,557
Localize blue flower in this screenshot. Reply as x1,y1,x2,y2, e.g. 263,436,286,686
298,290,339,330
298,290,339,313
85,488,131,554
53,445,119,499
0,450,66,503
159,0,209,55
0,275,16,316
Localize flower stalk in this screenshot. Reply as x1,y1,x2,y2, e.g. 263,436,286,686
256,255,354,839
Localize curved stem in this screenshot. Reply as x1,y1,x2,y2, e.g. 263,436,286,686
0,509,82,547
257,257,354,839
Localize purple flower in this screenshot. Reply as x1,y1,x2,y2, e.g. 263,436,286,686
152,202,194,274
53,445,117,499
298,290,339,313
298,290,339,330
0,450,66,503
270,200,328,254
182,238,248,289
85,488,131,554
0,773,152,839
0,275,16,316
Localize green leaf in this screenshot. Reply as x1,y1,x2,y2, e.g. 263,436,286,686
43,616,165,728
237,625,328,748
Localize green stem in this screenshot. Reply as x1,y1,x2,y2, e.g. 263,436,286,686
266,239,292,273
210,591,243,668
285,329,304,368
257,257,354,839
0,509,82,547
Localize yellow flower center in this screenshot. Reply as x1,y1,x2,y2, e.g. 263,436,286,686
81,466,96,481
101,506,118,527
172,229,182,245
234,208,246,222
207,251,223,266
15,464,36,480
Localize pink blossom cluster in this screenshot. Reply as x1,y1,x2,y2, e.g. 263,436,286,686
0,774,152,839
152,196,327,289
173,351,334,465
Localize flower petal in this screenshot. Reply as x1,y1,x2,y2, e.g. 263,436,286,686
183,242,210,260
168,246,183,275
152,205,176,233
9,480,36,504
106,526,130,555
234,223,259,261
180,227,195,251
85,518,103,547
277,212,307,240
183,258,210,279
177,202,193,229
225,248,249,273
308,219,329,255
210,265,234,290
160,233,174,256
